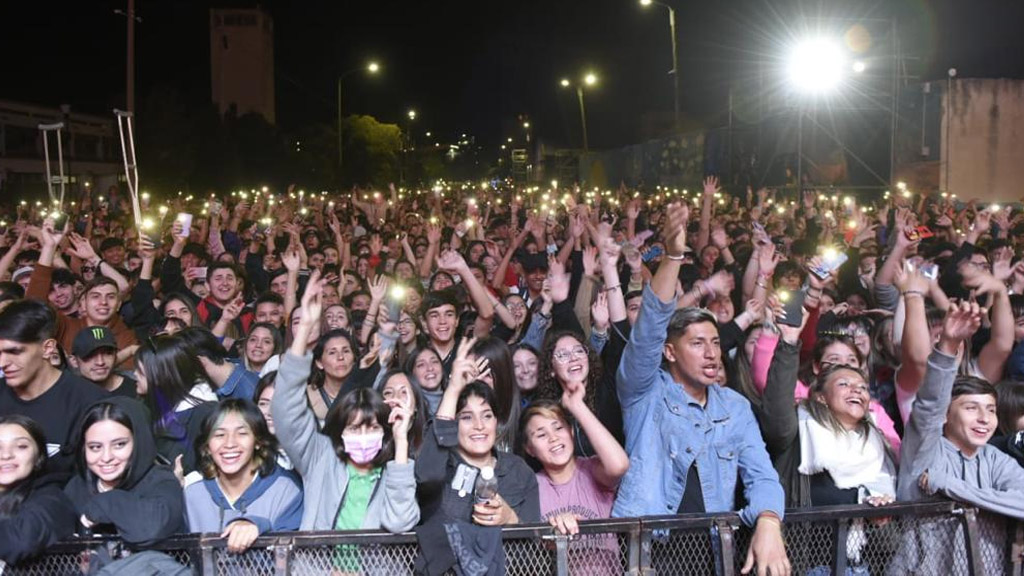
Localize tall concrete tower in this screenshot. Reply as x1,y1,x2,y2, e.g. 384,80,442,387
210,7,275,124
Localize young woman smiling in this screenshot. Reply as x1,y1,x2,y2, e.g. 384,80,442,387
0,415,76,566
185,400,302,554
64,398,185,546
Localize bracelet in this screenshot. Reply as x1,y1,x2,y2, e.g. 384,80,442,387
536,311,551,320
755,281,768,289
757,271,773,279
666,252,686,261
604,284,621,293
902,290,925,298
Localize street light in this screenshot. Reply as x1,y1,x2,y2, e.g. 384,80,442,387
786,37,846,191
337,61,381,184
560,73,598,152
639,0,680,132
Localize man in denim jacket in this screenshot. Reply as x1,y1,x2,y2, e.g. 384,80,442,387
613,201,790,576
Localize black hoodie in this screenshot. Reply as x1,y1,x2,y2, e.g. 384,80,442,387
63,397,184,547
0,475,76,565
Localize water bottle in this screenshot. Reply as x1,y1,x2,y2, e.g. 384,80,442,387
473,465,499,504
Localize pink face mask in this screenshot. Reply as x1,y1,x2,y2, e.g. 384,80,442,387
342,431,384,464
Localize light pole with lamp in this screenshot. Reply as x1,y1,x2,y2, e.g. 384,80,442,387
639,0,680,132
560,73,598,152
786,38,845,191
337,61,380,184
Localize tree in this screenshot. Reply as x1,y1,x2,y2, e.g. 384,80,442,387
343,115,401,186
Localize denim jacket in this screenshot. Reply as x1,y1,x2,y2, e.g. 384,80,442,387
611,287,785,526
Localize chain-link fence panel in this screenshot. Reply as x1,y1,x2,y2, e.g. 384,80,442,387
4,551,88,576
288,541,419,575
649,526,718,575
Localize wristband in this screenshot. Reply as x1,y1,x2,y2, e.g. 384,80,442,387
666,252,686,261
604,284,621,293
755,281,768,289
902,290,925,298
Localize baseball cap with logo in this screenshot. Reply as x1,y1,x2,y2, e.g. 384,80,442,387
72,326,117,358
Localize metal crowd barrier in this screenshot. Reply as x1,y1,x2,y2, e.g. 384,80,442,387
8,501,1022,575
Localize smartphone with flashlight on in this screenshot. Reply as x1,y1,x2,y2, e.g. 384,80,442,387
177,213,193,237
809,248,849,280
49,211,69,231
388,284,406,324
777,289,807,328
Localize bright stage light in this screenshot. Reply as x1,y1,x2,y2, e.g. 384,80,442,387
787,38,845,94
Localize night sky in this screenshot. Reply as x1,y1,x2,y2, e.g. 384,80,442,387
4,0,1023,152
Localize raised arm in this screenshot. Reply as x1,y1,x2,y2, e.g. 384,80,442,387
895,265,932,403
968,272,1013,382
562,383,628,490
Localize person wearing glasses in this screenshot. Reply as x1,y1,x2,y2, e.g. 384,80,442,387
535,331,623,457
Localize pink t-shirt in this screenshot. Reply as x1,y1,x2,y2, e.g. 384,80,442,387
537,456,616,521
538,457,620,576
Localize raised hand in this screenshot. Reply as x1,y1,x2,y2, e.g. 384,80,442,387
369,274,389,303
663,202,689,257
702,175,720,201
581,245,598,277
704,270,735,297
591,290,610,332
298,270,326,327
757,242,781,277
436,250,469,275
281,246,301,272
220,295,245,322
938,300,984,354
548,255,570,303
66,232,99,262
710,227,729,249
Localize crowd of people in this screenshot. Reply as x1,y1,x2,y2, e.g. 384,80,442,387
0,178,1022,575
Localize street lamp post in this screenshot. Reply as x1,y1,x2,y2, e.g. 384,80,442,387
561,73,598,152
337,61,380,185
640,0,680,132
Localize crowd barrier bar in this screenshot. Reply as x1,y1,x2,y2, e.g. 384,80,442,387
13,501,1023,575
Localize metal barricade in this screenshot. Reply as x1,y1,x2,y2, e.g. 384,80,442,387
10,503,1023,575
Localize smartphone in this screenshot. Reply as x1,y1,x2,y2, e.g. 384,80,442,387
388,285,406,324
209,200,223,215
809,251,849,280
143,232,162,250
914,225,934,239
777,289,807,327
50,211,69,230
920,263,939,280
642,245,664,262
194,266,208,280
177,213,193,237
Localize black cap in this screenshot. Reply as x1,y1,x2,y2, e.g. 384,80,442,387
72,326,117,358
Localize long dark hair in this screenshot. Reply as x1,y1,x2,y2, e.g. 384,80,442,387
243,322,284,371
75,402,137,490
195,399,279,480
322,387,395,468
309,329,358,390
136,335,205,435
536,330,604,413
0,415,48,517
378,368,426,452
159,293,200,327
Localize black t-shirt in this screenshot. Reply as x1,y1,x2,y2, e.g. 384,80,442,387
677,463,706,514
0,370,109,476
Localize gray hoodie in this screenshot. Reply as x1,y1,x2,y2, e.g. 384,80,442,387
888,348,1024,575
271,351,420,532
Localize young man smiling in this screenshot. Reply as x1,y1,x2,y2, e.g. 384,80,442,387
0,300,108,476
27,219,138,368
614,201,790,576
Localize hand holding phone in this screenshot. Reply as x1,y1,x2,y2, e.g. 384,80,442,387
777,289,807,328
177,213,193,237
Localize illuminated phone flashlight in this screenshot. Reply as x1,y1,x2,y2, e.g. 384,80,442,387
902,190,912,199
373,192,380,200
159,205,169,215
141,217,155,231
822,247,838,261
468,197,477,206
991,204,1001,212
843,196,852,207
429,216,438,225
777,290,792,303
847,220,858,230
551,180,558,189
300,207,309,216
142,192,150,201
328,200,335,208
777,206,786,214
390,284,407,302
897,182,907,190
262,186,269,193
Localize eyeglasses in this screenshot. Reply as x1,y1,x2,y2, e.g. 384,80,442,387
505,302,526,313
81,266,96,273
552,346,588,364
398,318,415,327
